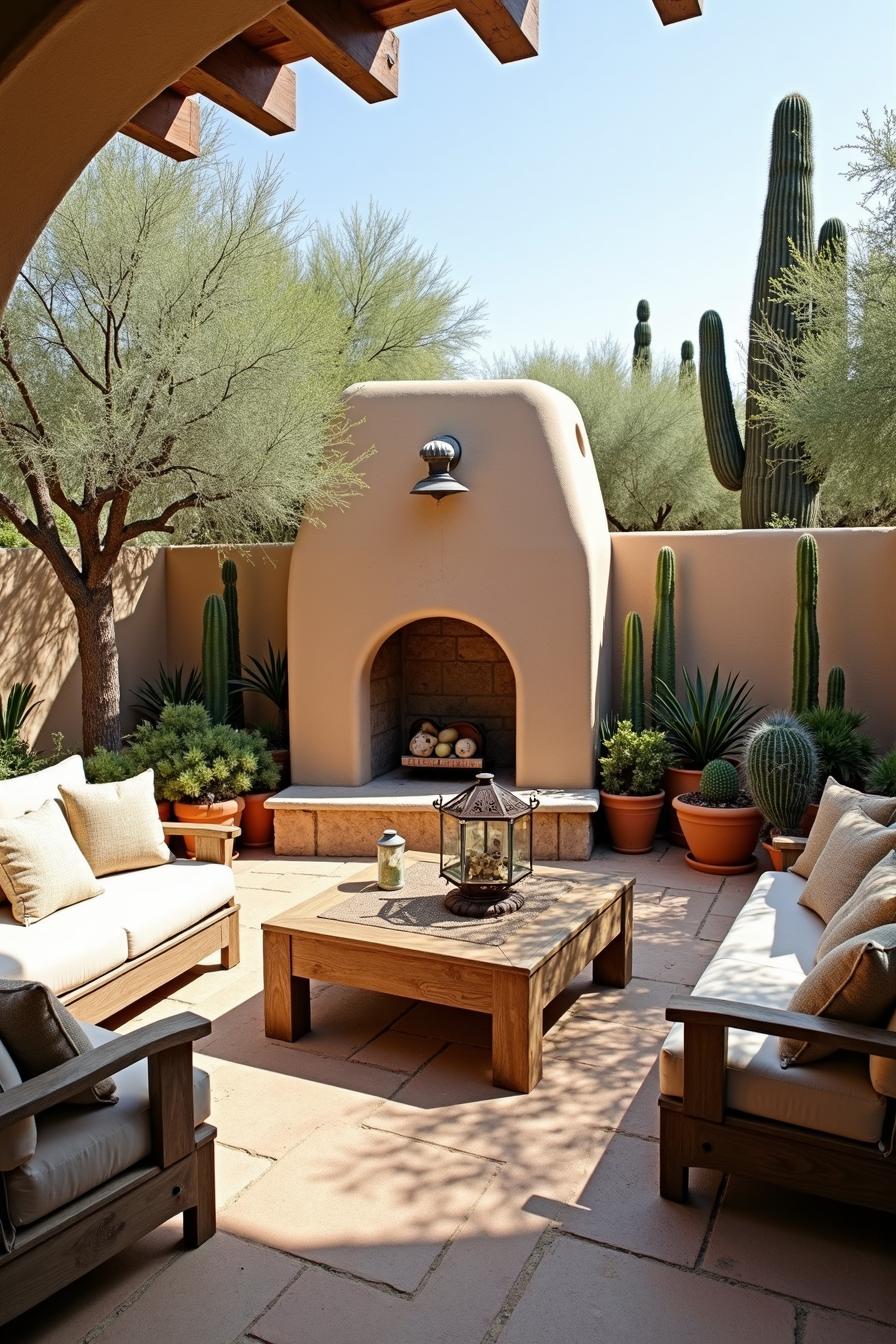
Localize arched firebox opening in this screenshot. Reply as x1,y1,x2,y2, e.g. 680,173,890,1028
369,617,517,780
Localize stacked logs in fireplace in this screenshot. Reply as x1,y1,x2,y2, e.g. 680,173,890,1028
402,718,484,769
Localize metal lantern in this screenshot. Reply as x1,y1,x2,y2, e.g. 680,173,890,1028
409,435,469,502
433,772,540,918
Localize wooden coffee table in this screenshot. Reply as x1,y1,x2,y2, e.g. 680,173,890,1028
262,856,633,1093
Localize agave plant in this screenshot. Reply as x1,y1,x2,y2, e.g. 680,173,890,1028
230,643,288,746
132,663,203,726
652,667,761,768
0,681,41,743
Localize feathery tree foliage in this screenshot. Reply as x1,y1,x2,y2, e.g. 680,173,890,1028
492,342,738,531
0,130,482,751
755,110,896,524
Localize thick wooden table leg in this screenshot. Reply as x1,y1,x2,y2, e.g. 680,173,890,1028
593,885,633,987
263,929,310,1041
492,970,542,1093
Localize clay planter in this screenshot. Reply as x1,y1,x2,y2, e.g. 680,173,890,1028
174,798,241,858
762,840,786,872
241,792,275,848
600,790,664,854
271,748,290,788
672,796,762,876
664,766,702,846
156,801,172,823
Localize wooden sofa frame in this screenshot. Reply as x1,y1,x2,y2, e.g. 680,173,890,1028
0,1011,216,1326
660,995,896,1214
60,823,241,1024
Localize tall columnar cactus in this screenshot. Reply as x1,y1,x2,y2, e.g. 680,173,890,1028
651,546,676,710
700,758,739,805
679,339,696,385
221,559,244,727
746,711,818,832
621,612,645,732
633,299,652,372
699,94,847,527
202,595,229,726
826,665,845,711
791,534,820,714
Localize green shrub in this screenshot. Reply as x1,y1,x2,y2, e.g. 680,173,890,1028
0,733,64,781
129,703,278,803
866,751,896,797
799,706,875,794
84,747,141,784
132,663,202,727
600,720,670,796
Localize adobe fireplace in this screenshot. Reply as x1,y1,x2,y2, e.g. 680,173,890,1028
270,379,611,858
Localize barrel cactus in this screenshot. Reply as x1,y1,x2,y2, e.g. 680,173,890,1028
679,339,696,385
699,94,847,527
700,758,739,805
791,534,820,714
651,546,676,710
745,711,818,832
621,612,645,732
633,299,652,372
826,665,845,711
221,559,244,727
202,594,229,726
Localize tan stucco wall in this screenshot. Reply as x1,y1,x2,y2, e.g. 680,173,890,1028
610,529,896,752
287,380,612,790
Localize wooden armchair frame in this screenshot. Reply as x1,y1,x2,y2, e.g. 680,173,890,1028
62,823,241,1023
0,1012,216,1326
660,995,896,1215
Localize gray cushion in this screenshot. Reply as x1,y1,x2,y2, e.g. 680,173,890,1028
0,980,116,1105
0,1038,35,1173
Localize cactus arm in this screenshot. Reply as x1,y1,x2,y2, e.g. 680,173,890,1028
679,339,696,385
825,666,845,712
221,559,244,727
818,217,847,260
791,534,820,714
633,299,652,372
621,612,645,733
651,546,676,709
202,594,229,725
698,310,745,491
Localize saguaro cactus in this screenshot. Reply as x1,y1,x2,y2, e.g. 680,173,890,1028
633,299,652,372
679,340,696,385
746,711,818,833
621,612,645,732
202,595,228,725
791,534,820,714
826,666,845,711
699,94,847,526
221,559,244,727
651,546,676,708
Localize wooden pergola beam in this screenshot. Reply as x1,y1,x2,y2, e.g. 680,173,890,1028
652,0,703,24
121,90,200,161
364,0,538,62
173,37,296,135
268,0,399,103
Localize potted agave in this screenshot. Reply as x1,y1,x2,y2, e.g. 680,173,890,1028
745,712,819,871
599,720,670,854
672,759,762,875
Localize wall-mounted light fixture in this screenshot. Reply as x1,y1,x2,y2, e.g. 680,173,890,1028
409,435,468,502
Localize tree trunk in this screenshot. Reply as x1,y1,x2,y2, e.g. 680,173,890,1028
73,581,121,753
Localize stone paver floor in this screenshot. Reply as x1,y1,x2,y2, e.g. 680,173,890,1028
13,842,896,1344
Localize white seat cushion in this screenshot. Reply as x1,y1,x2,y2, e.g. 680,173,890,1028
660,871,889,1144
99,860,235,959
5,1022,210,1229
0,901,128,996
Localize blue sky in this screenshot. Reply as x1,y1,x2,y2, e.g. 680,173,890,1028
222,0,896,379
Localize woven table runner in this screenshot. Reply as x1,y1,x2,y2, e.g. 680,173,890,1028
318,860,576,948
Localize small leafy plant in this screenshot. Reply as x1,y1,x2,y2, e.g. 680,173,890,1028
132,664,203,727
600,721,670,796
129,703,278,803
652,667,759,768
0,732,64,781
230,644,288,747
85,747,141,784
0,682,41,743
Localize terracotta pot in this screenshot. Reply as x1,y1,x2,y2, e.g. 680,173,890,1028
663,766,702,846
672,796,762,875
799,802,819,837
156,801,172,822
271,748,290,788
241,792,275,848
600,790,664,854
174,798,241,858
761,840,786,871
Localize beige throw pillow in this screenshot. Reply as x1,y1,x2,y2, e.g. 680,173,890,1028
816,853,896,961
781,925,896,1065
791,778,896,880
797,807,896,925
869,1003,896,1099
0,800,102,925
0,980,117,1104
60,770,170,878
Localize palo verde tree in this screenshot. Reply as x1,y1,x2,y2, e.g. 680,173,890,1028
0,128,363,753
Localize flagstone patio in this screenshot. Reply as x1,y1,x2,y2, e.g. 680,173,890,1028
11,842,896,1344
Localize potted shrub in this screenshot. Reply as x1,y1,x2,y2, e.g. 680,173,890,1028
745,712,819,870
130,703,276,856
599,720,670,854
652,666,759,846
231,643,289,784
672,759,762,875
240,753,282,848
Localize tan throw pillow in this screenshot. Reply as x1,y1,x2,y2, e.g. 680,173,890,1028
781,925,896,1065
0,800,102,925
816,853,896,961
60,770,170,878
0,1037,36,1173
869,1003,896,1099
797,807,896,925
0,980,116,1104
791,778,896,879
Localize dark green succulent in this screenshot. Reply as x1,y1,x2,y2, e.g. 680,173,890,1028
800,706,875,795
652,667,760,768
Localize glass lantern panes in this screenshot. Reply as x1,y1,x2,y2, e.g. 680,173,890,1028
433,773,539,914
